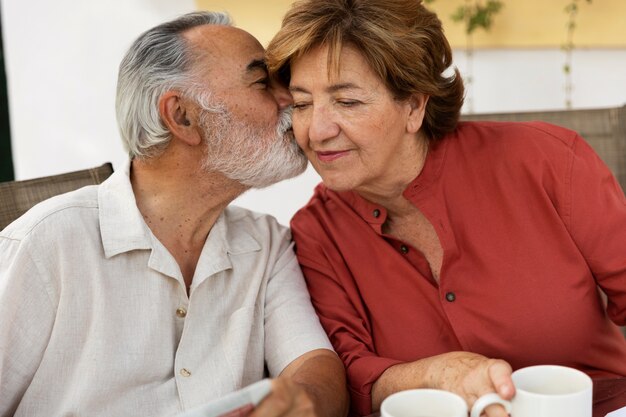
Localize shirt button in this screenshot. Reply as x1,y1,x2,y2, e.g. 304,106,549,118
373,209,381,218
400,245,409,254
180,368,192,377
176,307,187,318
445,292,456,302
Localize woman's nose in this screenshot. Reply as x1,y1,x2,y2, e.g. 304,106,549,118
308,105,340,143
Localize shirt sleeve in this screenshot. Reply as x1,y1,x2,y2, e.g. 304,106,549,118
565,135,626,326
263,228,333,377
291,224,402,417
0,234,56,417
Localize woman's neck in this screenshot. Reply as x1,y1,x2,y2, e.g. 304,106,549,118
355,137,429,217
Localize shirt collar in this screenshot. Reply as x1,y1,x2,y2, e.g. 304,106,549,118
98,160,261,280
99,160,152,258
331,135,450,231
335,189,387,233
192,209,261,285
402,136,449,200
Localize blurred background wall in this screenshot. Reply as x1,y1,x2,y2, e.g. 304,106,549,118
1,0,625,225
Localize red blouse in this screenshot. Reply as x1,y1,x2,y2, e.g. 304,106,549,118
290,121,626,416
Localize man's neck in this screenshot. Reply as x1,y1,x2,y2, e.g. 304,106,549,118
130,156,247,288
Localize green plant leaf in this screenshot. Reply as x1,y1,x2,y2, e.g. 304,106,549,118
452,0,503,34
451,6,467,23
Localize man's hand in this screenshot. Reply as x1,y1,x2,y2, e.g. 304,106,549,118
250,378,316,417
219,404,255,417
250,349,348,417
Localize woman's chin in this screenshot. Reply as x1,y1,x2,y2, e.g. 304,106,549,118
319,175,358,193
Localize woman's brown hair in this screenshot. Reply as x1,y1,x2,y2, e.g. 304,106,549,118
267,0,464,141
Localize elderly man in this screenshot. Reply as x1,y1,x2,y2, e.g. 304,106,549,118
0,12,348,417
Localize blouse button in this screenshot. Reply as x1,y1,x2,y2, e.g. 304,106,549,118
373,209,381,218
400,245,409,254
176,307,187,318
180,368,192,377
445,292,456,302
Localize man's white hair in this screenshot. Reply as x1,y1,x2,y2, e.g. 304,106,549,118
115,11,231,159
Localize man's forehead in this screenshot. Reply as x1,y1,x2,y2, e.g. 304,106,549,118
184,24,264,63
182,25,267,92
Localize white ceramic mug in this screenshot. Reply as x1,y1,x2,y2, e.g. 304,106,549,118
470,365,593,417
381,389,470,417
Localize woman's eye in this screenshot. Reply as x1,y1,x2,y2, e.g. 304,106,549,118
293,103,311,110
337,100,359,107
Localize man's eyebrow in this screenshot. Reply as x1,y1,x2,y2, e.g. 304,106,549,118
290,82,362,94
246,59,268,73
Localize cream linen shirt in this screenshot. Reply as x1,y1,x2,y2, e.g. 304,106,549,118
0,163,332,417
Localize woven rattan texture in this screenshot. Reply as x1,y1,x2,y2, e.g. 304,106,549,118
0,162,113,230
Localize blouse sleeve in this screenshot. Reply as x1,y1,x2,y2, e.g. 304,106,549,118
291,221,402,416
566,135,626,325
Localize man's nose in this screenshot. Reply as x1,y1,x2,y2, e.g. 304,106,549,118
270,81,293,110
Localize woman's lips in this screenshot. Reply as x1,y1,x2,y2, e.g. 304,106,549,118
316,150,350,163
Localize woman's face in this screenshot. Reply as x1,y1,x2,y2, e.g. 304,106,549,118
289,44,427,197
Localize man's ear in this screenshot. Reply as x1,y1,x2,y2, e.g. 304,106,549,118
159,91,202,146
406,93,430,134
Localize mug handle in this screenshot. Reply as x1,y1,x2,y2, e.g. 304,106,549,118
470,393,512,417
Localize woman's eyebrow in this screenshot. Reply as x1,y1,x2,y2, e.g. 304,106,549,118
290,82,362,94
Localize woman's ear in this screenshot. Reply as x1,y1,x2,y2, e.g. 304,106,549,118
159,91,202,146
406,93,429,134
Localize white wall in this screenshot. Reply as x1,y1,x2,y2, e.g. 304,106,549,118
2,1,625,226
1,0,195,179
455,48,626,113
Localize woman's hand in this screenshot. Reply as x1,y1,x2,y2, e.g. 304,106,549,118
425,352,514,417
372,351,514,417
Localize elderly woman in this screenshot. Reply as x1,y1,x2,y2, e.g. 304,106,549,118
266,0,626,416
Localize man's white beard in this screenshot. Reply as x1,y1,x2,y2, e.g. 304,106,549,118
199,105,307,189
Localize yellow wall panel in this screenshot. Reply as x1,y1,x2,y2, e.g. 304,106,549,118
428,0,626,48
196,0,626,48
195,0,293,46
